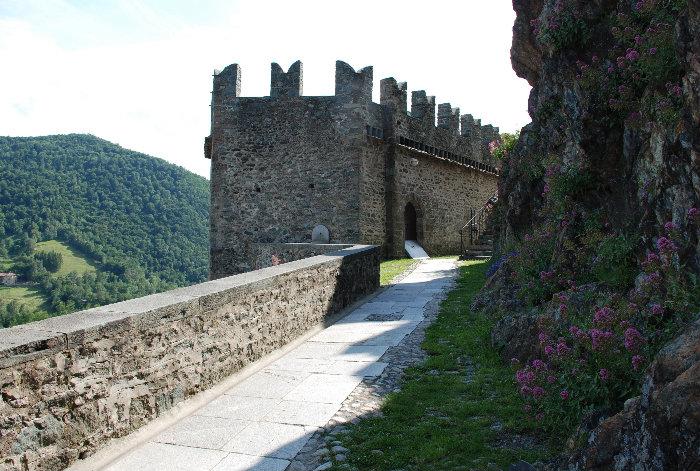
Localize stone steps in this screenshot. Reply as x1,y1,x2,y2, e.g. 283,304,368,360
459,249,492,261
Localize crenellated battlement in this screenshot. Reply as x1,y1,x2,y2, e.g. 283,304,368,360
380,78,407,113
210,60,498,140
208,60,501,174
212,63,241,105
410,91,436,124
437,103,460,134
270,60,303,97
335,60,373,102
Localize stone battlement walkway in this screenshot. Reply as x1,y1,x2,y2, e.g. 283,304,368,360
97,259,456,471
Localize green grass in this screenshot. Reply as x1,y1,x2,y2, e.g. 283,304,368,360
35,240,96,276
0,285,47,311
380,258,418,286
332,261,554,470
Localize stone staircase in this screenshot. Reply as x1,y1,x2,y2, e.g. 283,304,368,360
459,194,497,261
460,232,494,260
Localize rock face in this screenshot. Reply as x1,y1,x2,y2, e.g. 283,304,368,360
569,319,700,470
479,0,700,469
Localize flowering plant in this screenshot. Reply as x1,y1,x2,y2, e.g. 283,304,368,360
489,132,519,161
514,219,699,435
576,0,685,124
532,0,589,52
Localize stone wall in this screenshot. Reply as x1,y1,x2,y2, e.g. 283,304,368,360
209,93,365,278
249,242,354,270
208,60,500,273
0,245,379,471
389,147,498,258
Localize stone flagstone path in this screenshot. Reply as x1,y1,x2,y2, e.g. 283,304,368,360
100,258,456,471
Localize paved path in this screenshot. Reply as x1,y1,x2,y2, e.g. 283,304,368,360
102,259,456,471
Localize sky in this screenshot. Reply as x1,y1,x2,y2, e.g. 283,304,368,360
0,0,531,178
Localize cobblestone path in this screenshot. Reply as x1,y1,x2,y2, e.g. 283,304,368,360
100,258,457,471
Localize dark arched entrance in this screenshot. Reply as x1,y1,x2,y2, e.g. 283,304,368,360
404,202,417,241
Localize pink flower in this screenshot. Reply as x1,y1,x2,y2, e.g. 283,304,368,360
651,304,664,316
632,355,644,371
625,49,640,61
544,345,555,356
656,237,677,254
538,332,549,345
532,386,545,399
556,341,571,356
599,368,610,381
547,375,557,384
624,327,644,351
593,307,615,326
520,385,532,396
516,369,536,385
532,359,547,370
688,207,700,219
664,221,678,233
649,47,658,55
560,390,569,400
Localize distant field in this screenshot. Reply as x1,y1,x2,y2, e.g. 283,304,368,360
35,240,96,276
0,285,47,311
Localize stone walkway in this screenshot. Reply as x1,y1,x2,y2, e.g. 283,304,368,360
101,258,456,471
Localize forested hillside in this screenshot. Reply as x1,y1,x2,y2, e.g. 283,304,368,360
0,134,209,325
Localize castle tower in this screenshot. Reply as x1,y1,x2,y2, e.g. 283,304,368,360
206,60,500,277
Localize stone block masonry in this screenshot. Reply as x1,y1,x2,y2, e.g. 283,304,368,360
0,245,379,471
207,60,500,276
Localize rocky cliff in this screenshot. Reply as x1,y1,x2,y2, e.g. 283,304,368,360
477,0,700,469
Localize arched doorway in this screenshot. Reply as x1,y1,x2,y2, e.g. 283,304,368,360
404,202,417,241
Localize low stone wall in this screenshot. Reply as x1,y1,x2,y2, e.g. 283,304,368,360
250,243,354,271
0,245,379,471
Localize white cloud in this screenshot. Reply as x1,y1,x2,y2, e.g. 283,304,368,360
0,0,531,178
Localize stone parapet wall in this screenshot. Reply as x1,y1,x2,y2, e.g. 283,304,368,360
250,243,354,270
0,245,379,471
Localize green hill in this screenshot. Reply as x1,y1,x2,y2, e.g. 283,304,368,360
0,134,209,325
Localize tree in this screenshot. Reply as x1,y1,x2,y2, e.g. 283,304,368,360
35,250,63,273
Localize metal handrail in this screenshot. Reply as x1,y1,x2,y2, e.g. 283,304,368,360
460,193,498,254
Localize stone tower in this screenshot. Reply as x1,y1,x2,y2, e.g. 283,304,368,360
206,60,500,278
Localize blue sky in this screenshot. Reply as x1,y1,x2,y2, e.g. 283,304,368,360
0,0,531,177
